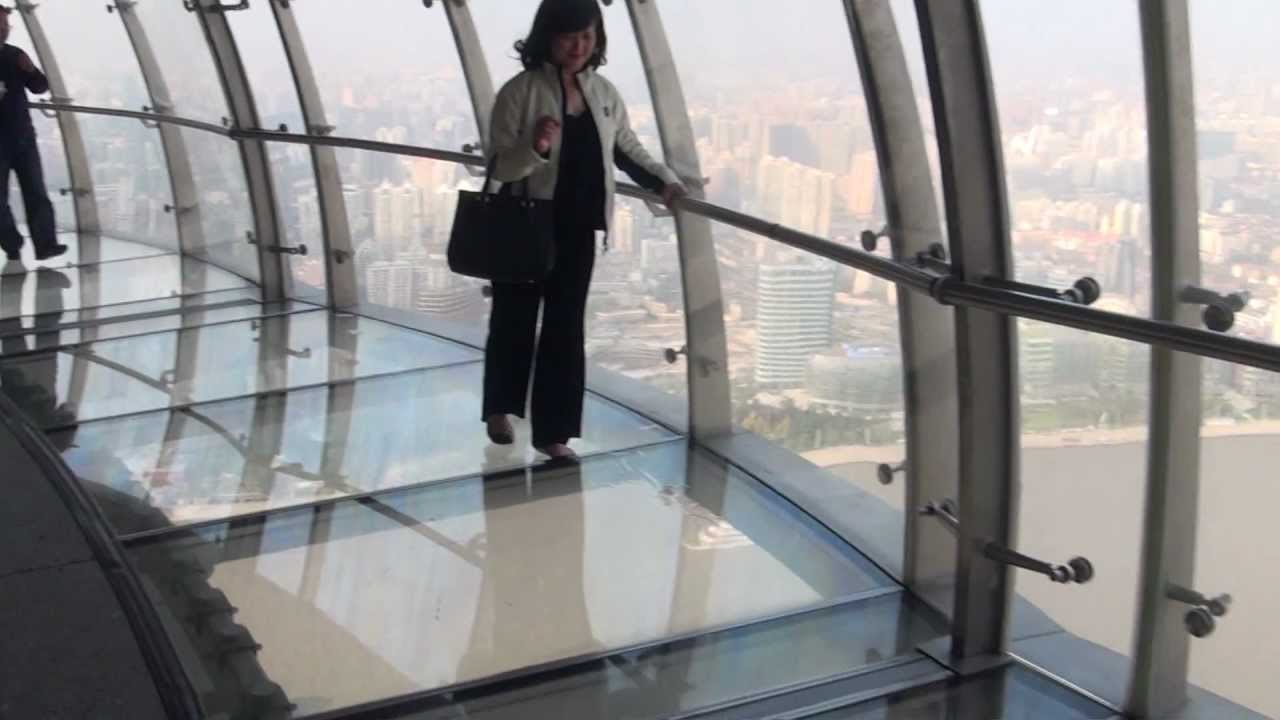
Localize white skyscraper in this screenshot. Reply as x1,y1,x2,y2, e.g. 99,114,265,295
366,261,415,309
754,259,837,387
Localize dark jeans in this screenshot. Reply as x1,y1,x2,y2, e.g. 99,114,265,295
0,135,58,257
483,224,596,447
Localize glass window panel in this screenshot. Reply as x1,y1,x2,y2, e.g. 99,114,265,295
263,142,325,302
33,2,149,108
5,15,77,236
1190,0,1280,347
126,442,888,717
982,0,1152,317
339,149,489,327
6,114,75,237
223,5,304,133
1193,358,1278,717
79,114,177,249
58,362,676,534
471,1,663,157
132,0,230,123
1010,319,1149,705
709,219,907,568
181,128,259,282
585,198,686,418
292,1,478,149
663,0,881,242
222,11,324,300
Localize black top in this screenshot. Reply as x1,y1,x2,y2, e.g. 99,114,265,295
0,44,48,148
551,105,668,233
554,109,607,231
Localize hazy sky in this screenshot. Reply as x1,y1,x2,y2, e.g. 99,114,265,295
10,1,1280,108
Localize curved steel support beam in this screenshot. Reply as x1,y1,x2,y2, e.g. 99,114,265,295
13,2,100,234
112,0,207,257
1129,1,1203,716
914,0,1020,660
441,0,495,148
625,0,732,438
190,0,286,299
843,0,960,602
268,0,356,309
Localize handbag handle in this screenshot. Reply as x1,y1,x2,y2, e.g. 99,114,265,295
483,73,540,201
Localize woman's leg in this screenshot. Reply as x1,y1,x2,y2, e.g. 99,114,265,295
482,281,541,422
531,226,596,447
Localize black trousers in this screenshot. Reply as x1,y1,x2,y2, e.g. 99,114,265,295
483,223,596,447
0,135,58,257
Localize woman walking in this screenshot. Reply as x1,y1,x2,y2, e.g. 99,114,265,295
482,0,686,460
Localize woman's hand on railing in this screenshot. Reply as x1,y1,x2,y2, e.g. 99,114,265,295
660,183,687,208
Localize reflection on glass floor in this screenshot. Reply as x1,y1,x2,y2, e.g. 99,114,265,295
806,663,1112,719
123,441,892,718
0,232,175,276
0,286,265,333
2,299,312,348
0,253,251,320
61,362,675,535
0,311,479,427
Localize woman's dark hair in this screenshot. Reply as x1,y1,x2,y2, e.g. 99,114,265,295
515,0,608,71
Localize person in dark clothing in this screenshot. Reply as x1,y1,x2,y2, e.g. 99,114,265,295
0,6,65,263
483,0,685,460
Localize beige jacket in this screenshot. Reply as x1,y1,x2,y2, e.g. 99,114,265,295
487,63,681,239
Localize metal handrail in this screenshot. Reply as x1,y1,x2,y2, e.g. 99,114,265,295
28,101,1280,375
31,100,231,136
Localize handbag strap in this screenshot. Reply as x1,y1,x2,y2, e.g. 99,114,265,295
483,72,540,200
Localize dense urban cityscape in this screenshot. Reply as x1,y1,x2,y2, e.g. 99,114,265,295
9,4,1280,459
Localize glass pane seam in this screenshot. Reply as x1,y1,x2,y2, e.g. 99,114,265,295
116,435,686,547
35,359,483,434
0,306,316,359
271,587,907,720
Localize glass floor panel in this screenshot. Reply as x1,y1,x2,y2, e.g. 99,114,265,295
374,594,946,720
3,299,309,349
0,255,251,320
0,312,479,428
806,663,1112,720
59,362,675,535
1,286,264,330
124,442,891,718
0,233,173,276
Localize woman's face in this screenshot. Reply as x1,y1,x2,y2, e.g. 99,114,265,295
551,25,597,73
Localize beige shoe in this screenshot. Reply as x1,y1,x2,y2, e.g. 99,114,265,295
486,415,514,445
536,443,578,460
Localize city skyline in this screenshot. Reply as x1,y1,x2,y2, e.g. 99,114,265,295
7,2,1280,448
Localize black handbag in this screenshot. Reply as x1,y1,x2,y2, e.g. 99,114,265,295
447,155,556,284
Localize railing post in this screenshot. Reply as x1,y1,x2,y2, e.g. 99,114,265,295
190,0,287,301
914,0,1020,662
843,0,961,602
13,1,99,234
112,0,206,257
624,0,732,439
1129,1,1203,715
441,0,496,146
268,0,357,308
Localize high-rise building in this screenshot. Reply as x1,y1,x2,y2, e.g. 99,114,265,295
613,205,636,255
845,151,880,219
366,260,415,309
414,261,476,319
373,182,420,255
756,156,834,236
754,259,837,387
